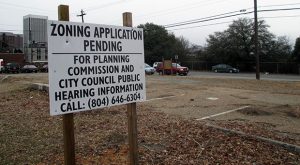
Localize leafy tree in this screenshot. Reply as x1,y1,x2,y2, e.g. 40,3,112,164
292,37,300,63
206,31,231,63
173,36,190,61
266,36,292,62
138,23,189,65
205,18,292,70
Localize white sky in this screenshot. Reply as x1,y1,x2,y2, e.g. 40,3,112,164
0,0,300,46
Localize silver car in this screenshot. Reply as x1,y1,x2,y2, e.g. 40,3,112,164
145,63,155,75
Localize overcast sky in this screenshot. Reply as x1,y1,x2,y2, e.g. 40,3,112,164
0,0,300,46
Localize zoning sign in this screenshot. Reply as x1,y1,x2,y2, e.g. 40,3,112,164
47,20,146,116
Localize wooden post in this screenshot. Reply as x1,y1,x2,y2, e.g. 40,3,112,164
162,58,165,75
127,102,138,165
58,5,70,21
58,5,75,165
123,12,138,165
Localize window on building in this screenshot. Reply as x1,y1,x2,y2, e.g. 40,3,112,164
37,48,41,60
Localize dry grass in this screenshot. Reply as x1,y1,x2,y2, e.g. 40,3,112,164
1,89,300,164
1,74,300,164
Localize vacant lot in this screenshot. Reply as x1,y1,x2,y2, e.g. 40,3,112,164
0,73,300,164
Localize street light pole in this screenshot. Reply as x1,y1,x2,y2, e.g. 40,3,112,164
254,0,260,80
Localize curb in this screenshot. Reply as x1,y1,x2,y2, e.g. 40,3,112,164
206,123,300,153
0,75,9,82
30,83,49,92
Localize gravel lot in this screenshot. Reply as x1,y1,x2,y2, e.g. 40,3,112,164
0,73,300,164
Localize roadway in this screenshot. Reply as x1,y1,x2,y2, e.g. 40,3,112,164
1,71,299,82
189,71,300,82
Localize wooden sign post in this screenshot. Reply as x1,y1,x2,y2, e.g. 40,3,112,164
123,12,139,165
58,5,76,165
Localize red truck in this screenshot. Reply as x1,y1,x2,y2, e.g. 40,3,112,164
0,59,4,73
156,62,189,76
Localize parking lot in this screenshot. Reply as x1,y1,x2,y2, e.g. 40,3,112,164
1,72,300,133
147,73,300,131
1,72,300,134
1,72,300,164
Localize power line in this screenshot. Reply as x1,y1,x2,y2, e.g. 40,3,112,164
156,2,300,23
164,8,251,27
260,15,300,19
259,7,300,12
168,21,233,31
164,7,300,28
107,0,233,25
134,0,229,20
259,2,300,8
168,15,300,31
164,11,253,28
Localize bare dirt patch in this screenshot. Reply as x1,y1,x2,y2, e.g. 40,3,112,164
286,109,300,118
277,105,300,118
238,107,273,116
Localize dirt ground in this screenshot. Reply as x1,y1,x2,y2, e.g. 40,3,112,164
145,75,300,133
144,75,300,147
1,73,300,164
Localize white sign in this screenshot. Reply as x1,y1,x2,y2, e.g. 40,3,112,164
47,20,146,116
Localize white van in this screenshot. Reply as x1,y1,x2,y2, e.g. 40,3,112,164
0,59,4,73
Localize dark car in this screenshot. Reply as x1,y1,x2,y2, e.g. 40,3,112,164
41,64,48,72
4,63,20,73
21,65,38,73
212,64,239,73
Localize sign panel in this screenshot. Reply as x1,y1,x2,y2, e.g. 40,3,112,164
164,60,172,70
47,20,146,116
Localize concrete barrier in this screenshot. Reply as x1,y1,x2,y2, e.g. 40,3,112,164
30,83,49,92
206,123,300,153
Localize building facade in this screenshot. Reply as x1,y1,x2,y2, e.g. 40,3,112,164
23,15,48,63
0,32,23,53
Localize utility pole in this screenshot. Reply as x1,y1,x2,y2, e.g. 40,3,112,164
77,9,86,23
254,0,260,80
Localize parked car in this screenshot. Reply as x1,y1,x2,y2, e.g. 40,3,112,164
145,63,155,75
4,63,20,73
0,59,4,73
153,62,160,69
156,62,189,76
173,63,189,75
212,64,239,73
41,64,48,72
21,65,38,73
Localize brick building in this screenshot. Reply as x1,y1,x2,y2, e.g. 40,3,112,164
0,53,25,65
0,32,23,53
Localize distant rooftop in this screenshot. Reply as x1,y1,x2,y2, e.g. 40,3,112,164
0,32,23,37
23,14,48,20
